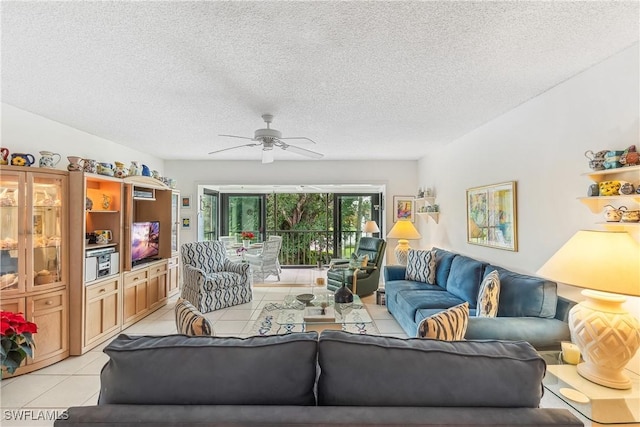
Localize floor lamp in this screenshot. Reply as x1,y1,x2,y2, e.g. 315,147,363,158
537,230,640,389
386,220,421,265
362,220,380,237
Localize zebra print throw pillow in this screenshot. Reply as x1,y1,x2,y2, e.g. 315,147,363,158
175,298,214,336
477,270,501,318
417,302,469,340
405,249,436,285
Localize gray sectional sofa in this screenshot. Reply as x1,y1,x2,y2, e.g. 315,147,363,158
55,331,582,426
384,247,574,349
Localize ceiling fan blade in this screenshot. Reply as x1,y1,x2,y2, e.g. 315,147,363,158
218,134,255,141
278,137,317,144
208,143,260,155
281,143,324,159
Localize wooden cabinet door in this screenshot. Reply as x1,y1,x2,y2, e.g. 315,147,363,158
27,289,68,363
123,269,149,326
85,278,120,347
148,260,168,310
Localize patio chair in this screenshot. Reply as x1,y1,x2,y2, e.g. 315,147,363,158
244,239,281,282
268,235,283,273
181,241,252,313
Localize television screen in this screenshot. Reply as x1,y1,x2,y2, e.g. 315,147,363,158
131,221,160,264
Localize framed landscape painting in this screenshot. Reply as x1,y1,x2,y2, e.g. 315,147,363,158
466,181,517,251
393,196,415,222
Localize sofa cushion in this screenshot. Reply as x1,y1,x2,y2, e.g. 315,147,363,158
405,249,436,284
317,330,546,407
433,247,456,289
175,298,214,336
445,255,487,307
99,333,318,405
477,270,500,318
417,302,469,340
488,266,558,318
396,290,466,316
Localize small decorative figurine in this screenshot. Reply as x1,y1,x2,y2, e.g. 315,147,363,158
102,194,111,210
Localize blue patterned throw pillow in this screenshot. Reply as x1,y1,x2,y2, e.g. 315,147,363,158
417,302,469,340
405,249,436,285
477,270,500,317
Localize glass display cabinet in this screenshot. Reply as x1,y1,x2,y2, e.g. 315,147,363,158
0,168,67,294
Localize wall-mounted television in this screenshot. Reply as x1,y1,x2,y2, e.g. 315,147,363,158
131,221,160,266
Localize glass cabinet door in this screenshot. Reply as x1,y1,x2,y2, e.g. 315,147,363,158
0,170,24,293
29,173,66,291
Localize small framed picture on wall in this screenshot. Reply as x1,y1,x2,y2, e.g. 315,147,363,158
182,216,191,229
181,195,191,209
392,196,415,222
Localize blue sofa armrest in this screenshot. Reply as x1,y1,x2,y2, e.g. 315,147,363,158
383,265,406,282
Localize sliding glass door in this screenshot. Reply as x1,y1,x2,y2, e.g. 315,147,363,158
220,194,266,241
335,194,381,258
201,189,219,241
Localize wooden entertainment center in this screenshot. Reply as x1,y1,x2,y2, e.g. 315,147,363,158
68,173,180,355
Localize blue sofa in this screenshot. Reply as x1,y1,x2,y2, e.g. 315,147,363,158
384,247,574,350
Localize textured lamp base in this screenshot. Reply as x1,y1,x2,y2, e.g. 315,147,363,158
394,239,410,265
569,290,640,390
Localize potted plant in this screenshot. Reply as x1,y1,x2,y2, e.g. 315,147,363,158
1,311,37,375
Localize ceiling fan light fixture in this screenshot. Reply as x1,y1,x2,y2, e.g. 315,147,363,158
262,147,274,164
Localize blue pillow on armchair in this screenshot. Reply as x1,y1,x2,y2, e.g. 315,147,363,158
405,249,436,285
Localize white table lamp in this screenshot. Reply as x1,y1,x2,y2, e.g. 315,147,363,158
537,230,640,389
386,220,421,265
362,220,380,237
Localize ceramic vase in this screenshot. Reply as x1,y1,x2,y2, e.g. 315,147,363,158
334,283,353,304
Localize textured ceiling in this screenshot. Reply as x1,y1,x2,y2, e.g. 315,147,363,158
2,1,638,162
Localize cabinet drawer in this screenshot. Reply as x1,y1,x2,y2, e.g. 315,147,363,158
32,293,64,311
150,262,168,276
124,270,148,286
168,257,179,268
87,280,119,300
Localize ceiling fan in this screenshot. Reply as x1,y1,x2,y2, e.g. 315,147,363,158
209,114,324,164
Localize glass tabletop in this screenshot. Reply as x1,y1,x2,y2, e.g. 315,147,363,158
276,292,372,327
540,351,640,424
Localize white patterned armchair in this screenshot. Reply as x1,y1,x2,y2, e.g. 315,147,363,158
181,241,252,313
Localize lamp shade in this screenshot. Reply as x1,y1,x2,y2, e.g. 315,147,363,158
362,220,380,234
537,230,640,296
386,220,421,240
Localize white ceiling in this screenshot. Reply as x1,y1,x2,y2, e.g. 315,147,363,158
2,1,638,162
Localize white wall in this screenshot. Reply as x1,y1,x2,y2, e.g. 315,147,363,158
417,44,640,372
164,159,418,262
1,103,164,173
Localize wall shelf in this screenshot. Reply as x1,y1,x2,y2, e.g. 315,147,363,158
417,212,439,223
578,195,640,213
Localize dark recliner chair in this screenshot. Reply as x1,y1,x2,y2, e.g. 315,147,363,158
327,237,386,297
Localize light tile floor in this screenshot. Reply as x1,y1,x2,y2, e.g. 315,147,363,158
0,268,588,426
0,269,406,426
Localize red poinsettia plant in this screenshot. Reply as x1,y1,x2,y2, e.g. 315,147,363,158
1,311,37,374
241,231,255,240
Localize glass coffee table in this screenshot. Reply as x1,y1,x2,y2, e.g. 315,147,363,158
540,351,640,425
275,293,373,334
